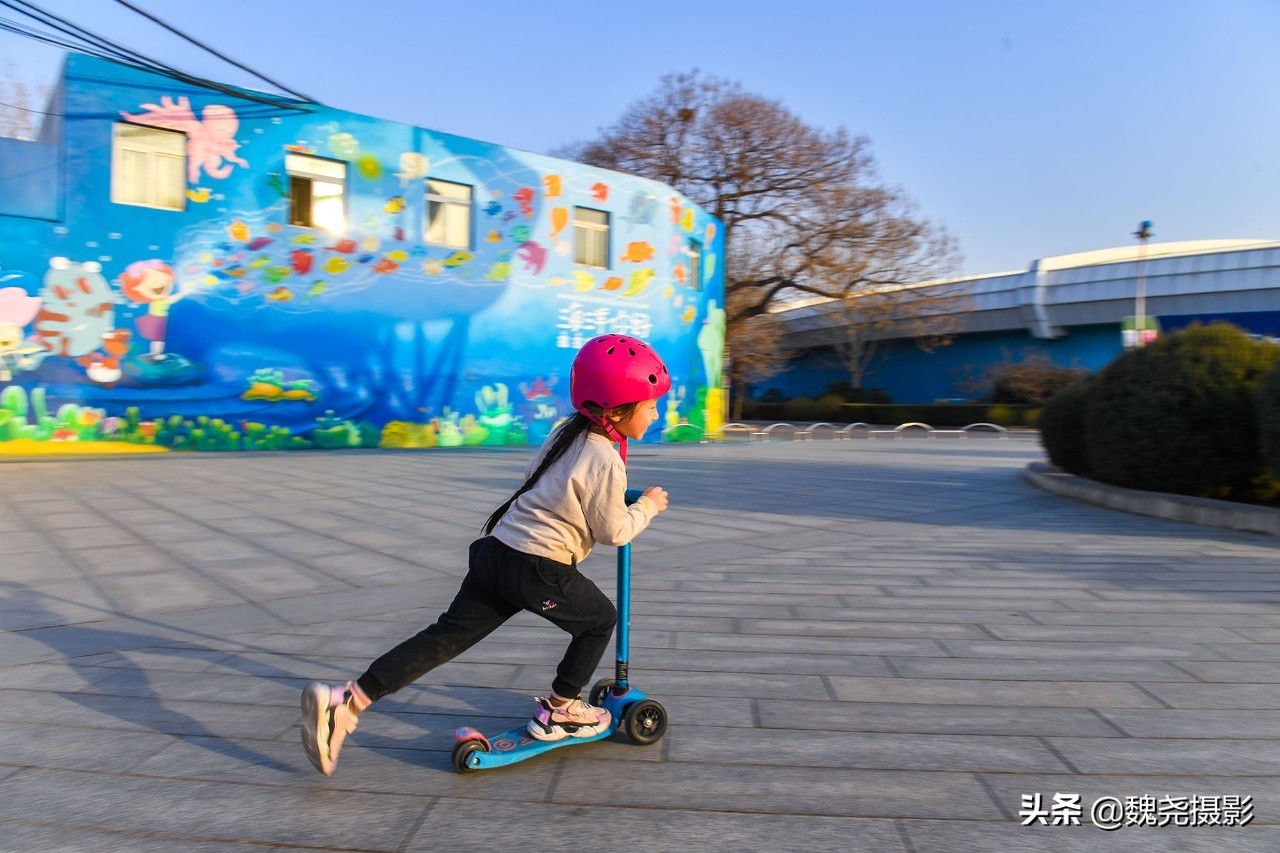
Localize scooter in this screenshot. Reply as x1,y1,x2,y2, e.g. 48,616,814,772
451,489,667,772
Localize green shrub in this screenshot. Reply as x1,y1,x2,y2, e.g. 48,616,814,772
1083,323,1280,499
1039,378,1095,475
1260,359,1280,479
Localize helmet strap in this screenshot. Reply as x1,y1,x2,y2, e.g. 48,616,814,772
578,407,629,466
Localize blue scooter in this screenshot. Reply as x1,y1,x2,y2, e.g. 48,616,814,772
451,489,667,772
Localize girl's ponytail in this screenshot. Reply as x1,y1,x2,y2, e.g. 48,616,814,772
482,413,593,535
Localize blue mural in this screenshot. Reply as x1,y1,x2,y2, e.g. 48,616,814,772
0,54,726,452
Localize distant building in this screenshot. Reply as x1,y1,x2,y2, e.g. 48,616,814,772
763,240,1280,403
0,54,725,451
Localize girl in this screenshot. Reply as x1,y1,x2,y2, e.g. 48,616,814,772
302,334,671,776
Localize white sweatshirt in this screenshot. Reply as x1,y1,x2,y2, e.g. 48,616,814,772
492,431,657,565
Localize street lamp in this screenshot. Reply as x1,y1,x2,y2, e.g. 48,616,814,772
1126,220,1155,349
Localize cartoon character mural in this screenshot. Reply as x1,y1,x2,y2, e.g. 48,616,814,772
120,260,174,357
0,287,48,382
35,258,131,385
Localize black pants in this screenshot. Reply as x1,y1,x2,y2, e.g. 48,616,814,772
356,536,617,702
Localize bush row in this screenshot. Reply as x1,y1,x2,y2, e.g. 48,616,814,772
1041,323,1280,505
740,398,1041,428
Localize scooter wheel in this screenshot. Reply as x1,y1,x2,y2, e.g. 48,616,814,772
452,739,484,773
623,698,667,745
589,678,616,707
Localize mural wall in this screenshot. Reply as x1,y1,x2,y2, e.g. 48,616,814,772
0,55,726,453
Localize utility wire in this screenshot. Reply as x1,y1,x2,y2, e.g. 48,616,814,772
108,0,315,103
0,0,310,110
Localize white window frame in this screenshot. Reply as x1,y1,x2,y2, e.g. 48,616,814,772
286,153,347,232
574,206,610,268
425,178,473,250
111,122,187,211
687,238,702,290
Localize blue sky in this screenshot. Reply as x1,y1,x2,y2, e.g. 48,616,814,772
3,0,1279,276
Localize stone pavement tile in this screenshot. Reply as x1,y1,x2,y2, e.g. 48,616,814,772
0,824,260,853
668,726,1069,773
1178,662,1280,683
89,570,247,613
0,721,171,774
44,526,141,549
0,768,430,849
940,640,1220,661
70,544,178,573
1139,682,1280,710
737,618,998,640
0,691,297,742
890,657,1197,683
1066,600,1280,614
541,759,1002,819
978,773,1280,828
902,821,1280,853
405,799,910,852
9,664,309,706
1202,644,1280,662
1099,709,1280,738
674,631,947,657
757,698,1123,737
0,551,82,581
828,676,1159,708
197,560,356,599
1228,628,1280,642
1031,612,1280,628
1047,736,1280,775
794,606,1043,625
986,625,1250,643
507,667,830,700
0,530,61,555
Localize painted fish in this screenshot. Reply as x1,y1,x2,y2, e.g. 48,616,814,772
328,238,358,254
513,187,535,217
227,220,250,242
624,268,655,296
485,261,511,281
290,250,314,275
248,256,271,270
516,241,547,275
373,258,399,274
323,256,352,274
384,196,406,214
590,182,609,202
264,266,292,285
572,270,595,291
186,187,211,203
601,275,623,291
484,200,502,217
486,230,502,243
291,233,317,245
549,207,568,240
673,263,687,286
620,241,655,263
248,237,273,251
542,174,562,197
385,249,409,262
442,251,473,267
266,286,293,302
422,259,444,275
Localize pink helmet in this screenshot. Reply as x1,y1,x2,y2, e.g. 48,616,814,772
570,334,671,413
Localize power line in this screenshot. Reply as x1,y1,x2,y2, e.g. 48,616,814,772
0,0,310,111
108,0,315,103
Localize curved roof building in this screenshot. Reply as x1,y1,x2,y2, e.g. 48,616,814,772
768,239,1280,403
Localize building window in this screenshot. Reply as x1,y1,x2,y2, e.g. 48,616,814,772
425,179,472,249
287,153,347,232
574,207,609,268
111,123,186,211
687,239,702,290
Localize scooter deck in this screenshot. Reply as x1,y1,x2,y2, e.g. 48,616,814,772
454,721,616,770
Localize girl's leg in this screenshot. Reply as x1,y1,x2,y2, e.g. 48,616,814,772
357,538,520,700
520,559,617,700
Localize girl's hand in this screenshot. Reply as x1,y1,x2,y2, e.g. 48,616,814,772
642,486,669,514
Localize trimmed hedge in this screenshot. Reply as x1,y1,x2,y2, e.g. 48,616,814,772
1081,323,1280,501
1261,360,1280,478
1039,378,1094,476
739,401,1041,427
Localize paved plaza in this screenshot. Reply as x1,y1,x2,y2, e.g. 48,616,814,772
2,437,1279,851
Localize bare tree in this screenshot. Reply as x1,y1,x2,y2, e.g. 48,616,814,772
0,60,49,140
558,70,962,397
